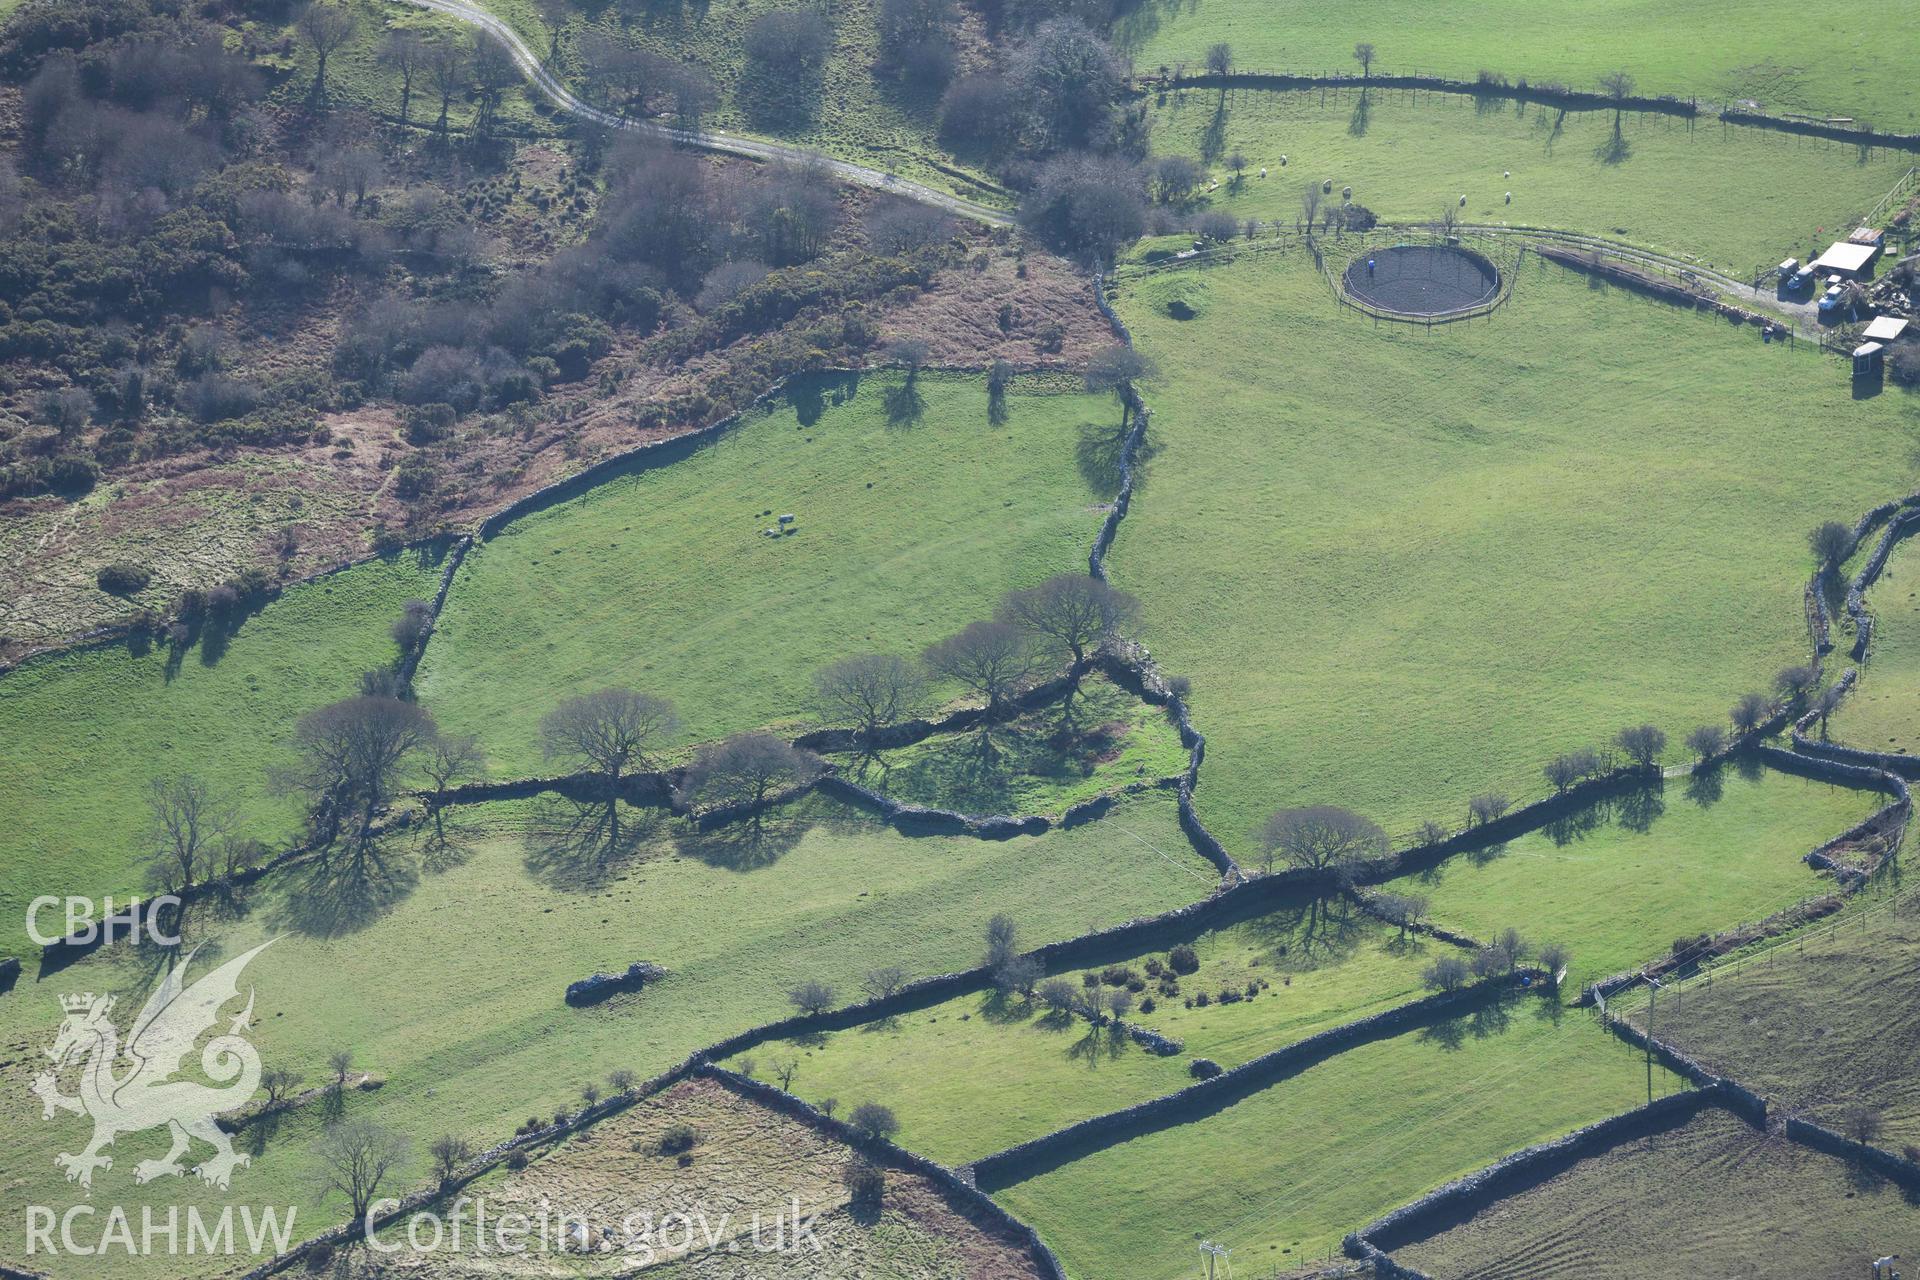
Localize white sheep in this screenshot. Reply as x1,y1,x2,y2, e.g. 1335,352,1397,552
1459,194,1467,206
1259,167,1268,178
1504,191,1512,204
1503,170,1511,179
1279,155,1288,166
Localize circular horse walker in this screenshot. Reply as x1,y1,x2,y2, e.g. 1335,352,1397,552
1339,242,1505,322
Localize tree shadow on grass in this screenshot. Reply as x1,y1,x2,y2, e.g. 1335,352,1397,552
1065,1020,1130,1066
869,683,1141,813
269,839,419,938
1684,763,1726,810
1416,991,1517,1052
672,810,816,872
1200,95,1228,162
1595,118,1633,165
883,378,926,427
523,797,661,892
1349,87,1372,136
1075,417,1159,495
1243,890,1368,970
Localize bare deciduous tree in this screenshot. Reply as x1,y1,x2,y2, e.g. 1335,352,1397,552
313,1118,410,1224
144,774,234,896
923,621,1041,713
428,1134,471,1188
1808,520,1854,573
1685,723,1726,762
424,39,468,133
1467,792,1510,828
862,966,909,1000
1204,42,1232,77
998,574,1140,668
420,732,485,842
1353,42,1375,79
280,696,437,854
815,654,923,750
1615,724,1667,767
541,688,677,850
1259,805,1386,878
295,2,359,102
379,31,426,123
787,978,836,1015
1082,343,1154,430
1730,691,1773,736
1422,955,1470,992
469,33,518,135
1774,664,1817,704
328,1049,354,1091
676,732,822,819
1372,891,1428,939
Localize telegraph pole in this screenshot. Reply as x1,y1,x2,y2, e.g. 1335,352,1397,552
1199,1240,1231,1279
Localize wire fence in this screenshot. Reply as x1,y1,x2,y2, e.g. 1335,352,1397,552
1605,871,1918,1023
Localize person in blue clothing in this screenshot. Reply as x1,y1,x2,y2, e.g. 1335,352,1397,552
1367,257,1376,277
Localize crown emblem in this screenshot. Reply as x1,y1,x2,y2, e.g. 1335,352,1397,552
59,993,96,1013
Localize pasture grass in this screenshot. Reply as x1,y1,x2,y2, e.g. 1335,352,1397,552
417,371,1119,779
1118,0,1920,127
1829,533,1920,755
841,674,1191,816
992,996,1673,1279
1147,85,1914,269
1102,246,1919,861
1379,763,1880,989
1395,1108,1920,1279
1618,887,1920,1148
0,549,446,964
0,791,1208,1275
731,887,1434,1163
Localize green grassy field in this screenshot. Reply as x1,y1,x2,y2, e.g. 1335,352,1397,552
1119,0,1920,127
1379,764,1879,989
732,887,1434,1162
1395,1108,1920,1279
1101,247,1918,859
1618,890,1920,1148
993,999,1674,1279
840,674,1190,816
0,791,1208,1277
1829,533,1920,755
417,372,1119,778
1147,86,1913,269
455,0,1003,200
0,550,446,963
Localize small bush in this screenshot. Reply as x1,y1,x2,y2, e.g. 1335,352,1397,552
506,1152,528,1170
1671,933,1710,959
658,1123,699,1156
1188,1057,1222,1079
1167,944,1200,975
96,562,152,595
848,1102,899,1141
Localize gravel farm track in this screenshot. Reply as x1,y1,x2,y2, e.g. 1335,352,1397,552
399,0,1016,225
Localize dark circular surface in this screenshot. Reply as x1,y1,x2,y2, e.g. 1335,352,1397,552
1343,243,1500,317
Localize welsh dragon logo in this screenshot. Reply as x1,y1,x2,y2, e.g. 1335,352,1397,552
32,941,274,1191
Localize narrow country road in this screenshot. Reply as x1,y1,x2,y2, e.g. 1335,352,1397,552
399,0,1014,225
